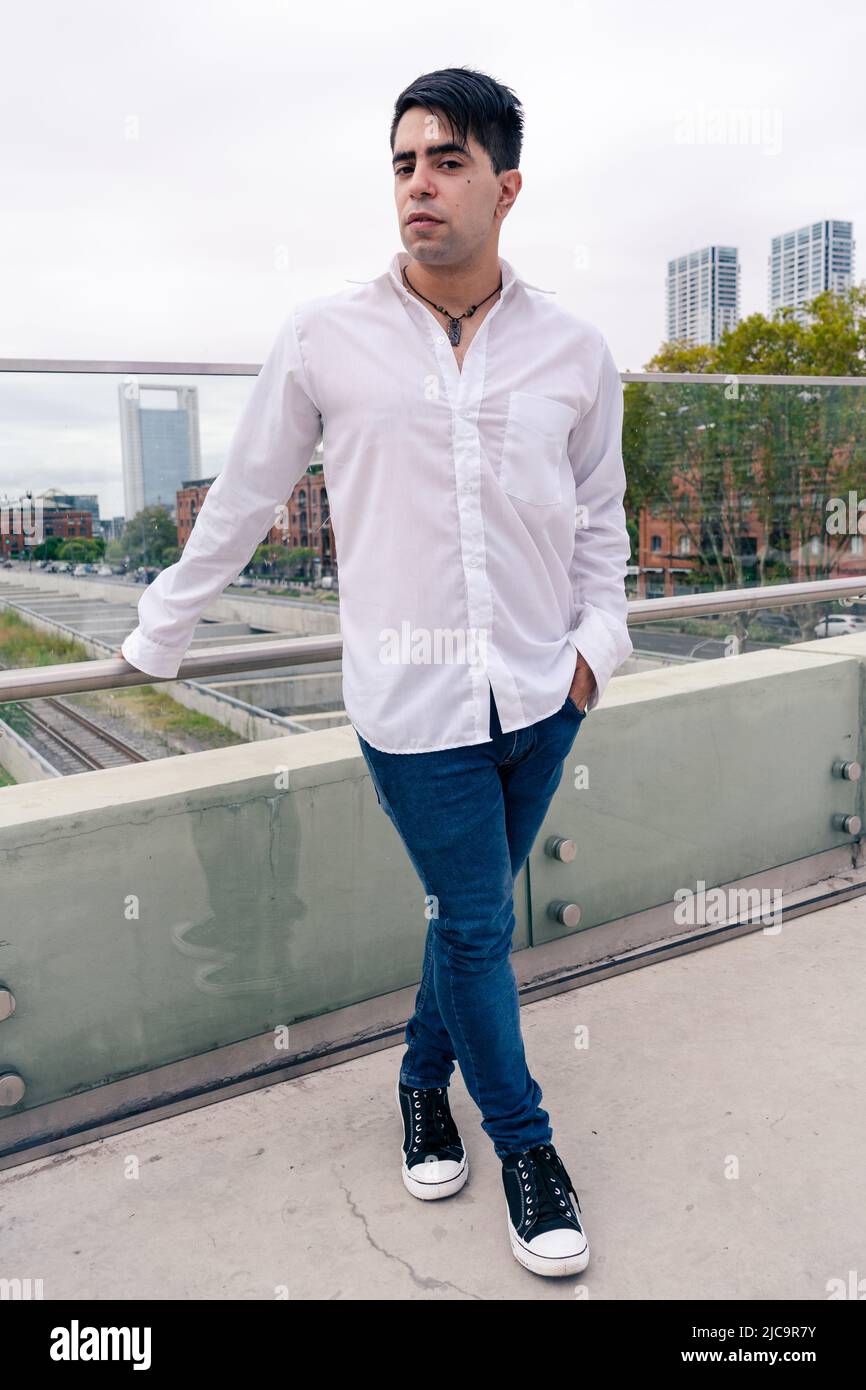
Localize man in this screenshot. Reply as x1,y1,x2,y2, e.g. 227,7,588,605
120,66,633,1280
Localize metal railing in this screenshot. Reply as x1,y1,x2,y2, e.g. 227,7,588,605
0,358,262,376
3,360,866,386
1,576,864,704
621,371,866,387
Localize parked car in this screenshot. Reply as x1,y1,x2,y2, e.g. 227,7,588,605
753,610,801,637
96,565,114,576
73,564,89,576
813,614,866,638
232,575,253,588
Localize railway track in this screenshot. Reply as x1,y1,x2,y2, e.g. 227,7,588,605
6,696,148,775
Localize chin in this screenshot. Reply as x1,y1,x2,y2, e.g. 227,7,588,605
403,240,450,263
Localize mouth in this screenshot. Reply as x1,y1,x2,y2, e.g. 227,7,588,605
408,215,444,228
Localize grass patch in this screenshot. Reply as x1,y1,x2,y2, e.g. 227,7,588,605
0,609,244,751
0,608,90,666
67,685,244,749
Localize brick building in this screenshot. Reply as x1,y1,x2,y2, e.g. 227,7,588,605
174,442,334,579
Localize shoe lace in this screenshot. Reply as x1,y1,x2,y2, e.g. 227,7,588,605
518,1145,582,1232
409,1087,460,1154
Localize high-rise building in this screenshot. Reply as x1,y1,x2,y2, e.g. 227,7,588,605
665,246,740,346
119,383,201,522
768,220,855,314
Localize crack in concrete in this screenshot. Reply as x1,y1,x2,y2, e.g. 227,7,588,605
333,1169,482,1299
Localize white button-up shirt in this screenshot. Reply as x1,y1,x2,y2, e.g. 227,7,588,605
122,249,633,753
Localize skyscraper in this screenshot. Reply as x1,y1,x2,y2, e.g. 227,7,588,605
768,220,855,314
119,383,201,522
665,246,740,347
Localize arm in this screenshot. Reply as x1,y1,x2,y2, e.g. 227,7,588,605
565,335,633,713
121,308,322,679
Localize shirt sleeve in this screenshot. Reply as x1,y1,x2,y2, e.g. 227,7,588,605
564,334,634,712
121,308,323,679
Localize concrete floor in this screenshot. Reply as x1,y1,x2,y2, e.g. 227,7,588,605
2,893,864,1300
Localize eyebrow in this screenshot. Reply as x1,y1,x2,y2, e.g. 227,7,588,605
392,142,472,168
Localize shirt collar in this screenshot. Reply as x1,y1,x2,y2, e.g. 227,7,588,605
345,250,556,299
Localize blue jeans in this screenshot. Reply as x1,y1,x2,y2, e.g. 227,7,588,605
356,685,586,1160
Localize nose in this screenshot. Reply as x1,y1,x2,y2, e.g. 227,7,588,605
404,162,437,200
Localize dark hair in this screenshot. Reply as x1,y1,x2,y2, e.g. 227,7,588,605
390,67,524,175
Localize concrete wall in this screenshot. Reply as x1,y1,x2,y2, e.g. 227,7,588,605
0,632,862,1121
0,716,60,782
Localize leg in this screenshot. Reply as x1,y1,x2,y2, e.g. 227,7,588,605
357,722,558,1159
358,740,457,1088
402,913,456,1088
359,693,586,1091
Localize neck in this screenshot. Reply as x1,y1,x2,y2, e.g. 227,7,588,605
402,248,502,312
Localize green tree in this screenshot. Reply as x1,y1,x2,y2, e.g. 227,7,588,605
31,535,66,562
121,506,178,568
716,286,866,376
57,537,105,564
625,285,866,640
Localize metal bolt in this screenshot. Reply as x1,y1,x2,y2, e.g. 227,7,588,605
0,988,15,1022
0,1072,25,1107
832,759,862,781
832,813,861,835
546,900,581,928
545,835,577,862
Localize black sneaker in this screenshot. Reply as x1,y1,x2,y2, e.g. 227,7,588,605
395,1079,469,1200
501,1142,589,1276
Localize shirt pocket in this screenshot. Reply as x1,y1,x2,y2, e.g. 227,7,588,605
499,392,579,505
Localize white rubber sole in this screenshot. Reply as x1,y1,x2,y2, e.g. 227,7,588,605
507,1216,590,1277
396,1079,469,1200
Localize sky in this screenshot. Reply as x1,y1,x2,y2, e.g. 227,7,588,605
1,0,864,519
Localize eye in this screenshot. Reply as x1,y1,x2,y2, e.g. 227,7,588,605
395,160,462,176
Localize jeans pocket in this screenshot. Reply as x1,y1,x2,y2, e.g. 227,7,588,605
366,762,394,819
564,694,586,719
358,738,385,807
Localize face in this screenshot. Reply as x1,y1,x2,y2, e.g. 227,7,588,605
392,105,521,265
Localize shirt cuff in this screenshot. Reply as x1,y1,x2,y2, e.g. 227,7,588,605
121,627,186,680
566,604,633,713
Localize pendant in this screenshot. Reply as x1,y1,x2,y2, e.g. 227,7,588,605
448,317,462,346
